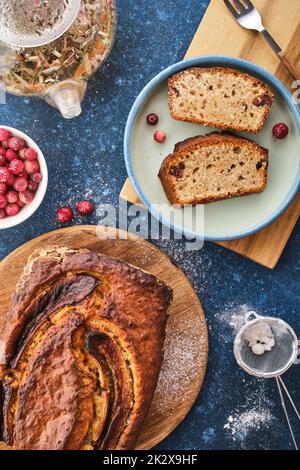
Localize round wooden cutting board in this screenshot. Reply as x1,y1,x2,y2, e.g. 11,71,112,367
0,226,208,450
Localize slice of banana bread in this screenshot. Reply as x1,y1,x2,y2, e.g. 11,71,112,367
168,67,275,134
159,132,268,206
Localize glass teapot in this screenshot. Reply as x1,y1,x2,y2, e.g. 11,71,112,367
0,0,116,119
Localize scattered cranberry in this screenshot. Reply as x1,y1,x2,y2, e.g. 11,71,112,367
19,190,34,205
0,129,10,142
0,182,7,193
5,149,18,162
0,167,12,183
6,190,19,204
28,181,38,192
0,209,5,219
31,172,42,184
23,148,37,161
14,177,28,192
8,137,26,151
154,130,166,143
24,160,39,174
76,200,95,216
5,204,20,217
272,123,289,140
57,206,74,223
0,155,6,166
9,159,24,175
146,113,159,126
0,194,7,209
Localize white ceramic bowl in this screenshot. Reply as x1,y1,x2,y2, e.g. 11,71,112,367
0,126,48,229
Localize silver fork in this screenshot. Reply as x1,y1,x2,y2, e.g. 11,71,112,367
223,0,299,80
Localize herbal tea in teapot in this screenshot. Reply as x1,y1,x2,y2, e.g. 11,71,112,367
0,0,116,118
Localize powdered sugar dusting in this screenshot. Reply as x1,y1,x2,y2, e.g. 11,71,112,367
224,404,274,449
217,303,254,333
224,408,273,439
223,378,276,448
150,313,207,416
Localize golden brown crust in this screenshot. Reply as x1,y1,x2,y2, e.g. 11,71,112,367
159,132,268,206
0,247,172,450
168,67,275,134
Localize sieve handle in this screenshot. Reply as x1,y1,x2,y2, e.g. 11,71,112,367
276,377,299,450
245,311,262,324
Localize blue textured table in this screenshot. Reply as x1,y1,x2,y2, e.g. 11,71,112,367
0,0,299,451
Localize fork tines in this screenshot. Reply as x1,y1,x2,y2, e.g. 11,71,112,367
223,0,254,17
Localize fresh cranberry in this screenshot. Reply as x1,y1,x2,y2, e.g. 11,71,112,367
14,177,28,192
76,200,95,216
154,130,166,143
6,190,19,204
24,160,39,174
18,171,29,180
8,137,26,151
5,203,20,217
0,155,6,166
0,182,7,193
272,123,289,139
24,148,37,161
0,167,12,183
0,147,6,157
146,113,159,126
5,149,18,162
31,172,42,184
0,209,6,219
2,140,9,148
7,174,16,186
0,194,7,209
18,148,27,160
57,207,74,223
27,181,38,191
9,159,24,175
17,200,25,208
19,190,34,205
0,129,10,142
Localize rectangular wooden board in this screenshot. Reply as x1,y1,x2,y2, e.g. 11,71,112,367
120,0,300,269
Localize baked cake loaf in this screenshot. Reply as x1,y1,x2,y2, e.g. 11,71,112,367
168,67,275,134
0,247,172,450
159,132,268,206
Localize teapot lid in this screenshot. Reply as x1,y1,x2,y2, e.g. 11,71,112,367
0,0,81,48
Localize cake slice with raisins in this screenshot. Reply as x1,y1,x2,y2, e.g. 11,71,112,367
159,132,268,206
168,67,274,134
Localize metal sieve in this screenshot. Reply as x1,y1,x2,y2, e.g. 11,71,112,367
0,0,81,48
234,311,300,449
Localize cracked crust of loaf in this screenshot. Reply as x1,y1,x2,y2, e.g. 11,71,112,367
0,247,172,450
168,67,275,134
15,246,82,292
159,132,268,206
